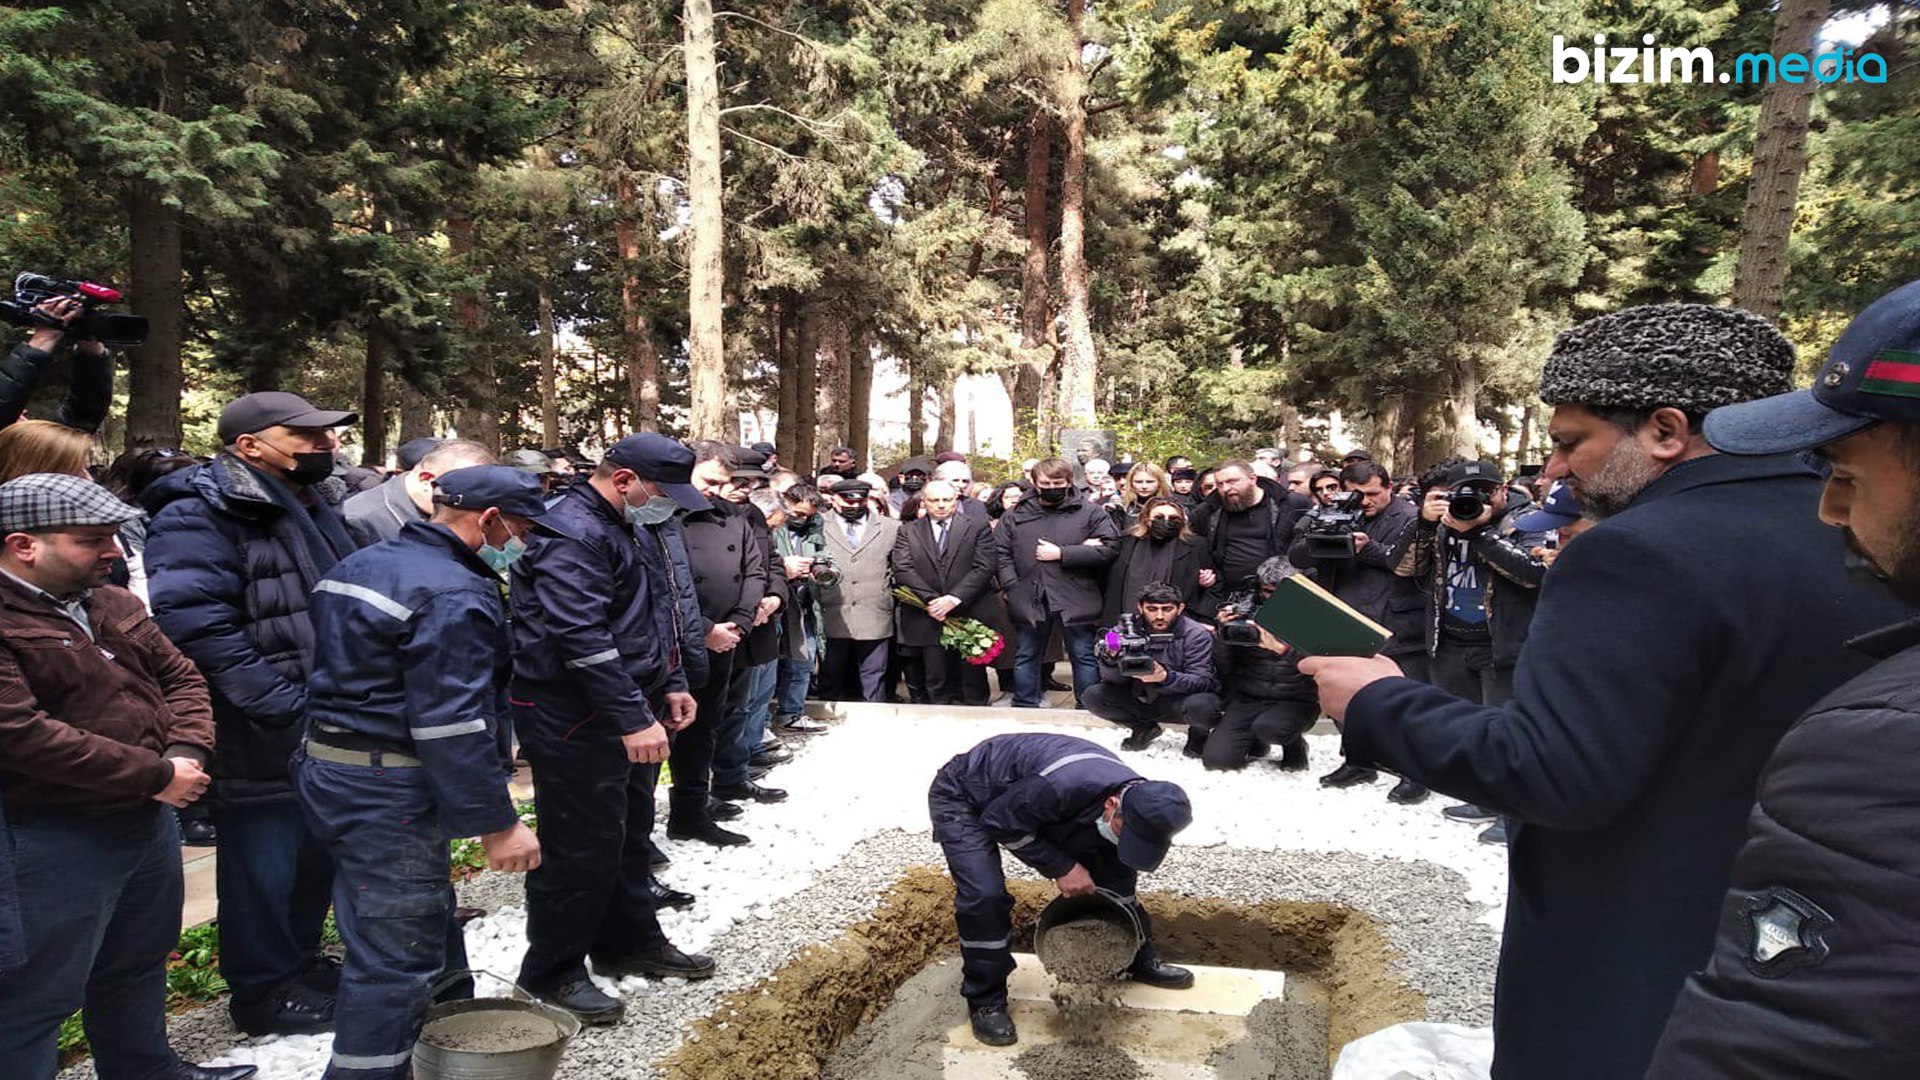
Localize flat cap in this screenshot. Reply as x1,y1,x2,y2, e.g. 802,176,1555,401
0,473,143,535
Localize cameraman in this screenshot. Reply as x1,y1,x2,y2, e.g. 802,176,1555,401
1,295,114,432
1188,557,1321,771
1287,460,1429,801
1083,582,1220,752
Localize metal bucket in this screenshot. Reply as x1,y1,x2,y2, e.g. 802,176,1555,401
1034,888,1146,979
412,971,581,1080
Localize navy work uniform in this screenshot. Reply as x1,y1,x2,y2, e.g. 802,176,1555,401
927,733,1193,1011
294,467,563,1080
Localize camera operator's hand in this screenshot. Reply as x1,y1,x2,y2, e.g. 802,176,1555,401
1529,545,1561,568
1035,539,1062,562
1350,532,1371,552
782,555,815,580
1255,625,1290,656
26,296,82,352
1132,660,1168,684
1421,490,1451,523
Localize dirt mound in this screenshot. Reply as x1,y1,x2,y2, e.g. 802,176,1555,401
1012,1042,1145,1080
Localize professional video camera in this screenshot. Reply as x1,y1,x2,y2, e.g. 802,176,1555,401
1299,490,1368,559
0,273,148,348
1099,612,1173,676
1214,588,1264,646
805,554,843,587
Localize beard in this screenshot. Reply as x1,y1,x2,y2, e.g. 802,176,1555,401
1570,438,1664,520
1221,487,1256,512
1844,516,1920,607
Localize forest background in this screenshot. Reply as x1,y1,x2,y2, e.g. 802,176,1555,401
2,0,1915,477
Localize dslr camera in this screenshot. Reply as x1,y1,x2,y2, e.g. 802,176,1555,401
805,554,842,587
1299,490,1368,559
1099,613,1173,676
1215,588,1264,646
0,273,148,347
1445,481,1499,523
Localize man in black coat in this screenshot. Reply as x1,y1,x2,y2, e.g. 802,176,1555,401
1297,303,1910,1080
1648,278,1920,1079
1189,462,1308,618
891,479,997,705
995,459,1119,707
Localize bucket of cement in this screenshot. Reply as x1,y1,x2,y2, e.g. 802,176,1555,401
1035,889,1146,982
413,971,580,1080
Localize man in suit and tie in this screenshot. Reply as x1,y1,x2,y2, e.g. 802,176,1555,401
893,480,998,706
818,478,899,702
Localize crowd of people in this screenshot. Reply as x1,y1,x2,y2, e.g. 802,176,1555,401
6,276,1920,1080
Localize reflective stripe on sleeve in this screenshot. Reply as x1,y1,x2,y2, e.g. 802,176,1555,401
1038,751,1122,776
409,719,489,741
315,580,414,622
565,648,620,669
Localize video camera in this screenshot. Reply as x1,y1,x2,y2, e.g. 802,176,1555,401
1299,490,1367,559
805,554,842,587
0,273,148,348
1215,588,1264,646
1099,612,1172,676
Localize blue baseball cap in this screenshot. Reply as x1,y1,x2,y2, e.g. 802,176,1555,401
1515,481,1582,532
604,434,709,511
433,466,572,537
1706,278,1920,455
1116,780,1192,872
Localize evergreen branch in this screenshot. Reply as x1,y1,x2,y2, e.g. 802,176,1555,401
717,103,847,131
711,11,828,53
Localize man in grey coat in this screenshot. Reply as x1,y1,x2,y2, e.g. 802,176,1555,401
341,440,495,547
818,479,898,701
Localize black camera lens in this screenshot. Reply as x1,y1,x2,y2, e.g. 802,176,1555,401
1448,489,1486,521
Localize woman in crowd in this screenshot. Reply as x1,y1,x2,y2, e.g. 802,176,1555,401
1102,496,1213,625
0,418,93,484
1110,462,1171,532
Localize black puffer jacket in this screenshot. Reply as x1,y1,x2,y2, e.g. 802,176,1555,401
0,340,114,431
144,454,356,805
1394,498,1548,667
1213,628,1315,703
995,487,1119,626
1649,614,1920,1079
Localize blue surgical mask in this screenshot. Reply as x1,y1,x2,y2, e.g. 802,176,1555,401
1096,814,1119,846
627,496,677,527
480,535,527,573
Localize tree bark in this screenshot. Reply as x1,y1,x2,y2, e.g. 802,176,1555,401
936,377,957,455
1014,106,1053,447
1054,0,1098,429
683,0,728,437
615,176,662,431
846,321,874,467
1518,403,1539,466
399,380,433,443
124,181,184,449
446,215,498,450
1368,392,1404,478
795,303,821,470
907,355,926,456
537,283,559,447
815,313,849,458
361,331,389,466
1730,0,1829,322
774,298,799,464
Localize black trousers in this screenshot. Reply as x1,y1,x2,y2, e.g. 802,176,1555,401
1081,682,1218,732
820,638,889,702
515,709,666,991
921,644,991,706
1429,638,1514,706
669,648,736,826
1188,695,1319,771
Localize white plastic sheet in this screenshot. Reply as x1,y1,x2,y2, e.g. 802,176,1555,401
1332,1022,1495,1080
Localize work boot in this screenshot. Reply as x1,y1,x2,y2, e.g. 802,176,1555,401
1387,779,1429,805
595,945,717,980
667,819,751,847
1279,738,1310,771
969,1005,1018,1047
1121,723,1164,752
1318,763,1378,788
1181,729,1206,759
297,955,342,996
1246,741,1270,760
537,979,624,1025
1479,820,1509,845
1128,959,1196,990
707,797,743,822
1442,803,1498,823
712,780,788,803
649,880,696,910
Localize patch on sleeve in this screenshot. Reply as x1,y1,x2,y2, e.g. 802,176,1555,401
1741,886,1833,978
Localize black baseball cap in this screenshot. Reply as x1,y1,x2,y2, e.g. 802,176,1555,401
749,441,777,456
1115,780,1192,872
218,391,357,445
395,437,443,471
604,434,709,511
1706,278,1920,455
433,465,572,537
1439,460,1501,490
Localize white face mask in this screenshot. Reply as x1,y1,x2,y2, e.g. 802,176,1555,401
1096,814,1119,846
627,495,677,526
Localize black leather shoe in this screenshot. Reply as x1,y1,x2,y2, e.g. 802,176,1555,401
1181,729,1206,758
1246,741,1270,760
168,1065,259,1080
1387,779,1429,805
747,764,773,780
596,944,717,980
180,819,218,846
454,905,488,927
666,820,751,847
297,954,342,995
1121,723,1164,752
1043,675,1073,692
750,744,793,768
646,837,671,870
1479,820,1509,845
712,781,788,803
1129,959,1196,990
229,986,334,1037
1442,802,1498,823
1318,763,1378,788
706,798,743,821
649,880,696,910
1280,738,1309,771
969,1005,1017,1046
536,978,624,1025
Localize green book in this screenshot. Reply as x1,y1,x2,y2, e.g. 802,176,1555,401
1251,574,1393,657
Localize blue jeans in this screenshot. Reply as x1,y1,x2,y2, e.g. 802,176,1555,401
294,750,468,1080
212,797,335,1008
1011,617,1098,707
714,658,780,788
0,804,183,1080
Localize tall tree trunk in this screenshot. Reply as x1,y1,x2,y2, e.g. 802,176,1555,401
907,356,926,456
1014,107,1053,447
124,181,183,449
846,321,874,467
446,215,498,450
795,304,821,469
1369,392,1404,477
537,283,559,447
1518,402,1538,468
936,377,957,455
1730,0,1829,322
815,313,849,457
361,331,389,466
399,381,433,443
774,298,799,464
1054,0,1098,430
683,0,727,437
615,176,662,431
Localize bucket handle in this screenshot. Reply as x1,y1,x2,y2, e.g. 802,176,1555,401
429,967,543,1004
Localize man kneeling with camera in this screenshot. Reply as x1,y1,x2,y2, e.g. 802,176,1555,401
1187,557,1322,771
1083,582,1219,751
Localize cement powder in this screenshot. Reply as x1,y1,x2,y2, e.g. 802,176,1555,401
418,1010,563,1054
1011,1042,1145,1080
1036,918,1138,983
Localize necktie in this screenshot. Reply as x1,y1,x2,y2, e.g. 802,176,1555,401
846,521,860,547
935,520,948,553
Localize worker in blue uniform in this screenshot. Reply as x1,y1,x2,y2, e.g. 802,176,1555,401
293,466,562,1080
927,732,1196,1047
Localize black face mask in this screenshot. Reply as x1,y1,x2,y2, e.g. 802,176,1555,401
282,451,335,486
786,516,813,532
837,506,868,523
1147,518,1180,542
1036,486,1068,507
902,476,925,491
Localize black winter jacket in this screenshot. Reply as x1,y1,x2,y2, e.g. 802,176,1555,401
0,340,114,432
144,455,357,805
1213,626,1315,704
995,488,1119,626
1101,534,1211,626
1393,501,1547,666
1188,477,1309,615
1648,613,1920,1079
1094,612,1219,700
1287,496,1424,657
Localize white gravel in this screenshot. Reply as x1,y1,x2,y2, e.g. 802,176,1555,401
62,712,1506,1079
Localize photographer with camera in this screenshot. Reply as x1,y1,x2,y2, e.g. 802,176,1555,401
1188,557,1321,771
0,287,117,434
1288,459,1429,801
1082,582,1220,751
